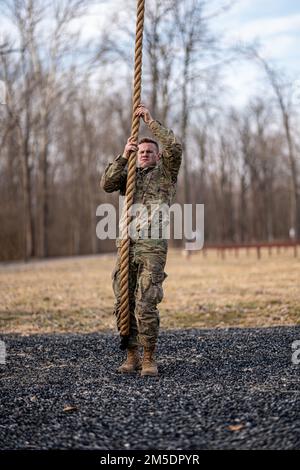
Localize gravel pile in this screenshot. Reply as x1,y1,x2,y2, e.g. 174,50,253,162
0,327,299,450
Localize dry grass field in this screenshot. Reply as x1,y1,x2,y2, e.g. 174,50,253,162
0,248,299,334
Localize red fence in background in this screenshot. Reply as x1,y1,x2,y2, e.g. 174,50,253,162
201,241,299,259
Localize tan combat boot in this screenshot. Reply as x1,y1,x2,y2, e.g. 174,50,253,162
141,346,158,377
117,347,142,373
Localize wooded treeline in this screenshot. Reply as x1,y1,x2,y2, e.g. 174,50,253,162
0,0,299,261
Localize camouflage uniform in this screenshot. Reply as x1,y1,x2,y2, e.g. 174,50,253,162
101,120,182,348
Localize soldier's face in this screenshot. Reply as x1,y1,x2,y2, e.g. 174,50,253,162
137,143,160,168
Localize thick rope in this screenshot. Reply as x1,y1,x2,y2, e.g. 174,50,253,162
118,0,145,348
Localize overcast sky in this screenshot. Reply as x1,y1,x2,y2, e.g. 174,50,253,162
215,0,300,106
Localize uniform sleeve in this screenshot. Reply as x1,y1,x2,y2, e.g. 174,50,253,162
100,154,128,194
149,120,182,182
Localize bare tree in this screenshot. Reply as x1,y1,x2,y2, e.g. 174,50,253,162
247,47,300,240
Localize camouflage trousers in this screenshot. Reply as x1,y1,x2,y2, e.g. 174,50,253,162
112,239,168,349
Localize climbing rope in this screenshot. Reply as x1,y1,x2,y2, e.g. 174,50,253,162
117,0,146,349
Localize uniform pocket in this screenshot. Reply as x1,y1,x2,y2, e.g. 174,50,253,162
151,270,167,304
111,266,119,280
159,181,170,194
151,272,165,284
111,266,120,298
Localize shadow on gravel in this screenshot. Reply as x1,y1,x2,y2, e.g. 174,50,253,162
0,327,299,450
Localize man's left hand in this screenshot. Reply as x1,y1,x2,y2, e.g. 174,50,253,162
136,104,153,124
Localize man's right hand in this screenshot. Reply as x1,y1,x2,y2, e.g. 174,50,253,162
123,137,138,160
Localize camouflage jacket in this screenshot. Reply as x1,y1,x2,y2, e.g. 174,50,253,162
101,120,182,239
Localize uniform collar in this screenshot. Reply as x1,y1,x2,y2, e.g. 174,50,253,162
136,164,157,175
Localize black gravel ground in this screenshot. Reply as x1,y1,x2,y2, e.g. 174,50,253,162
0,327,299,450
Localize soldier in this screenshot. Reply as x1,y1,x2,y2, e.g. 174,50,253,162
101,104,182,376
